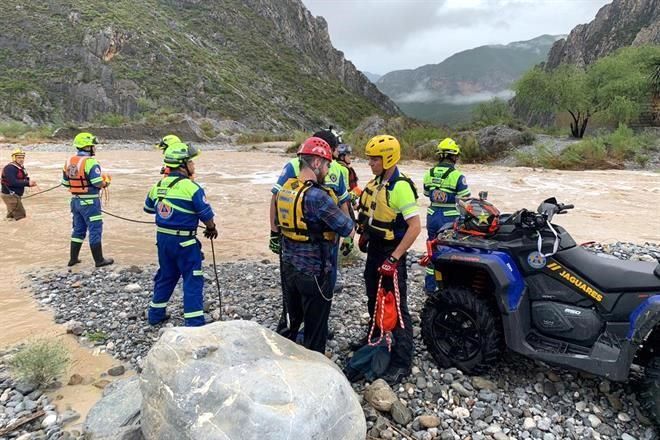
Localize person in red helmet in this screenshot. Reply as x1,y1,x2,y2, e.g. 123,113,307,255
275,137,354,353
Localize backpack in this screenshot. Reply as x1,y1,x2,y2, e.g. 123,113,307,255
343,339,391,382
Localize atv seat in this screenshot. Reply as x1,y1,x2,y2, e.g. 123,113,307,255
554,246,660,292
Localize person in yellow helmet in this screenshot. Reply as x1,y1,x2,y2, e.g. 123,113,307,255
61,132,113,267
422,137,470,293
156,134,181,175
1,148,36,220
353,134,421,384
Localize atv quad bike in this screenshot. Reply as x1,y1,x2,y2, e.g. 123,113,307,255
421,197,660,426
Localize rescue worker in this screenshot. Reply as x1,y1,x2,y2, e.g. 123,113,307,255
336,143,361,206
156,134,181,175
276,136,354,353
422,138,470,293
355,134,421,384
144,142,217,327
62,133,113,267
269,127,354,335
1,148,36,220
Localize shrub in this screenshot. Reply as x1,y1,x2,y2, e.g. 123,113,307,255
9,339,70,387
515,124,657,169
236,132,291,144
199,120,216,138
98,113,128,127
86,331,108,343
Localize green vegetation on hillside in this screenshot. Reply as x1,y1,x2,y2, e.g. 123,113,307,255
515,46,660,138
0,0,387,129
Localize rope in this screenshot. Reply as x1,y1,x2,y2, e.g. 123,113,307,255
99,208,223,321
367,270,402,352
210,237,222,321
100,209,156,225
4,183,62,218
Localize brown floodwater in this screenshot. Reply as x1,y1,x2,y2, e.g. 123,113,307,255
0,146,658,424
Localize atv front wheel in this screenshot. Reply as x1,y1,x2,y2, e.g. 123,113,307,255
640,355,660,427
421,286,503,374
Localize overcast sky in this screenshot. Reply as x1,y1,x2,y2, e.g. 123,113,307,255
302,0,611,74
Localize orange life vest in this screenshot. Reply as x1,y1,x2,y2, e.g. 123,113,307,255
64,156,90,194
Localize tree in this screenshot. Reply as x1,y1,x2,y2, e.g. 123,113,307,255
515,64,590,138
514,46,660,137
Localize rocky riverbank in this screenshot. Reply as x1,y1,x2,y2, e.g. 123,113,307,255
16,242,660,440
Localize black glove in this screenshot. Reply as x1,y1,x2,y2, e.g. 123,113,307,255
358,233,369,253
269,231,281,254
203,226,218,240
340,237,354,256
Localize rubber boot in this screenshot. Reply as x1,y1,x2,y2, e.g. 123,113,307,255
90,243,114,267
67,241,83,267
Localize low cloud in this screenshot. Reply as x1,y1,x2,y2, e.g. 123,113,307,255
393,88,515,105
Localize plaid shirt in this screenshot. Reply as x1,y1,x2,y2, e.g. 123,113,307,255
281,185,353,276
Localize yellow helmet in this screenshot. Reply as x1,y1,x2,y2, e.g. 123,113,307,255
437,138,460,155
11,148,26,159
365,134,400,169
73,132,98,149
156,134,181,151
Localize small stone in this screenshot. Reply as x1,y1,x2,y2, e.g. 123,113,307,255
576,401,587,412
617,412,631,423
543,381,557,397
588,414,601,428
107,365,125,377
60,409,80,424
485,424,502,435
598,380,610,394
537,417,551,431
451,382,472,397
93,379,111,389
391,400,412,425
493,433,509,440
546,371,561,382
68,374,83,386
364,379,397,412
523,417,536,430
418,415,441,428
452,407,470,419
621,434,637,440
472,376,497,391
124,283,141,293
41,413,57,428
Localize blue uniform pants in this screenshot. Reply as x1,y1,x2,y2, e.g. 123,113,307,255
70,198,103,245
425,208,457,293
149,233,205,327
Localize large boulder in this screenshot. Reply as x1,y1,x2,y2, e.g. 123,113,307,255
140,320,366,440
476,124,527,157
83,376,143,440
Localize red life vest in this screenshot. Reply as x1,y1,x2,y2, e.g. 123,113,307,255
1,163,27,187
64,156,90,194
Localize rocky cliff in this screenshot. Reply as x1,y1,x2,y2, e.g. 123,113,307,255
0,0,398,129
546,0,660,69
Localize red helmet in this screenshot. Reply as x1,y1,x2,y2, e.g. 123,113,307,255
297,137,332,161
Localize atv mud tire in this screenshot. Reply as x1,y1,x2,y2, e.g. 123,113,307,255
640,355,660,427
421,286,503,374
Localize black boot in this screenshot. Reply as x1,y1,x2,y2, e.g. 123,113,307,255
68,241,83,267
90,243,114,267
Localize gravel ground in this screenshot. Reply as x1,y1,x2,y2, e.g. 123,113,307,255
14,242,660,440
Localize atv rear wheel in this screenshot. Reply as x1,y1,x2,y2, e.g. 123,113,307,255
640,355,660,427
421,286,503,374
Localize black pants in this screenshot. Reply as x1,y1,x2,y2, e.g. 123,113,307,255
364,247,414,369
281,261,333,354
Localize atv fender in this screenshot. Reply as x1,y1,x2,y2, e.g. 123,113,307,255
433,246,525,313
628,295,660,345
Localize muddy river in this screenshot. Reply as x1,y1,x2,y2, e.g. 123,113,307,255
0,145,658,424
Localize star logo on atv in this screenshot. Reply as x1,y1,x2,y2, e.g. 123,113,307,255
477,211,490,224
